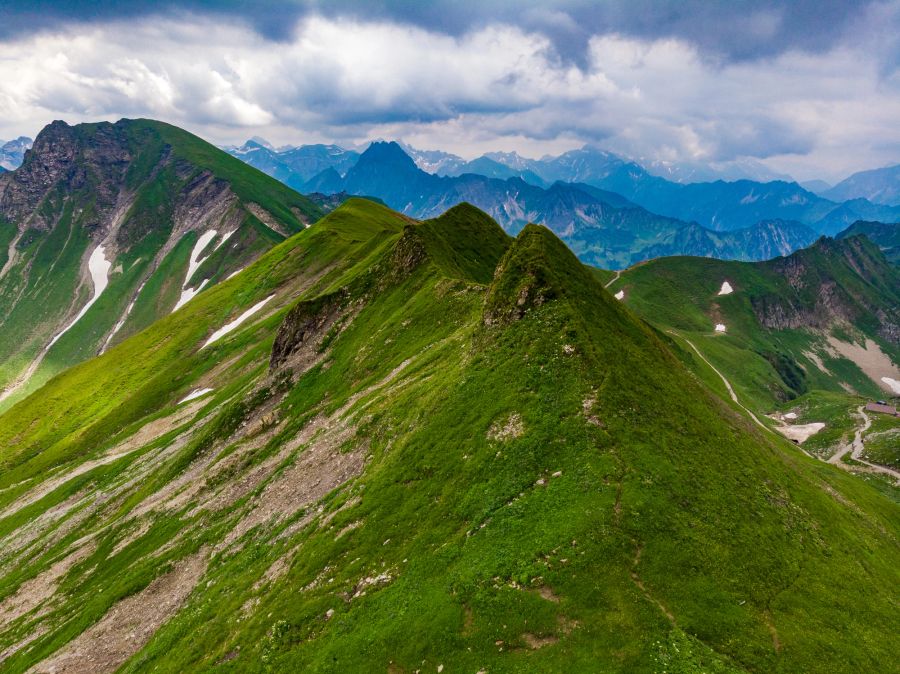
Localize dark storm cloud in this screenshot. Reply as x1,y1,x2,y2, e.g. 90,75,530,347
0,0,884,65
1,1,899,180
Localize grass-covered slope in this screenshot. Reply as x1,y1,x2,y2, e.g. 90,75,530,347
0,200,896,673
0,118,324,408
836,221,900,265
608,235,900,469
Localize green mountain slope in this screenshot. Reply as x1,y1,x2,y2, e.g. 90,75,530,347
836,221,900,265
0,119,323,408
608,235,900,466
0,200,896,673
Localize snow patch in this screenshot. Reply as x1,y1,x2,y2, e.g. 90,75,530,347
185,230,217,287
775,422,825,443
174,230,217,313
714,323,727,333
614,290,625,300
173,279,209,312
784,412,798,420
202,295,275,349
718,281,733,295
214,230,236,251
178,388,213,404
48,245,112,348
882,377,900,395
226,267,246,281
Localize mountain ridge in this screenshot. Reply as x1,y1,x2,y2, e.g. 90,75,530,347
836,220,900,264
0,118,323,407
610,233,900,408
0,197,896,672
825,164,900,206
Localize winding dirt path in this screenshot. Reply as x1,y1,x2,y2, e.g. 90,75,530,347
630,544,676,626
603,270,622,289
829,406,900,485
671,332,771,434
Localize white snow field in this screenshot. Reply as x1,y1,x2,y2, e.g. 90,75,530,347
882,377,900,394
174,279,210,312
178,388,214,404
614,290,625,300
174,229,217,312
715,323,727,333
48,245,112,349
202,295,275,349
718,281,733,295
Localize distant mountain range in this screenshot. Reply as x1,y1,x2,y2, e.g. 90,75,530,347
642,155,794,183
824,164,900,206
300,141,821,269
224,139,359,192
226,138,900,244
6,130,892,272
0,136,32,171
589,171,900,235
230,138,795,186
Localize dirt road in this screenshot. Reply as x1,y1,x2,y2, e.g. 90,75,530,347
829,406,900,485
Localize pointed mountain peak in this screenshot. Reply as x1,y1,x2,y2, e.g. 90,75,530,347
358,141,418,170
247,136,274,150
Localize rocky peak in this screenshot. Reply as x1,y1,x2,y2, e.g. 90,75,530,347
0,120,136,232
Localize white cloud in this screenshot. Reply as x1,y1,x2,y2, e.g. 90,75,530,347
0,13,897,181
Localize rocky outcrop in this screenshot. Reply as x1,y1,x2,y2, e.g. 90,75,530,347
0,121,133,233
751,236,900,345
270,292,347,371
751,280,857,331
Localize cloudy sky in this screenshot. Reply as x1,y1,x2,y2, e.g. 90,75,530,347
1,0,899,182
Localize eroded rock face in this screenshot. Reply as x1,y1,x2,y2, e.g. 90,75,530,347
751,236,900,345
270,293,346,371
384,226,428,283
0,121,133,233
751,281,856,331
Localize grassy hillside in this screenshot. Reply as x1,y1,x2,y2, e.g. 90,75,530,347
836,221,900,265
0,200,896,673
0,118,324,409
608,236,900,469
